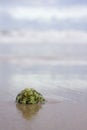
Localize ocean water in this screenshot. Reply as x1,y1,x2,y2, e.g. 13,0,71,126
0,43,87,103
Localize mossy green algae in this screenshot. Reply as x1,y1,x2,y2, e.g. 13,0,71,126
16,88,45,104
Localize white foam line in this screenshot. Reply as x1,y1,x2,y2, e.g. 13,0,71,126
0,30,87,44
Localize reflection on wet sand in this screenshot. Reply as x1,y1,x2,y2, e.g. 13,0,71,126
16,104,42,120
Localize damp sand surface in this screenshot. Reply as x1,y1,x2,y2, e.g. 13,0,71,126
0,100,87,130
0,61,87,130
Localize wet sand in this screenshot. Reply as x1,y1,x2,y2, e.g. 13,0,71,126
0,60,87,130
0,100,87,130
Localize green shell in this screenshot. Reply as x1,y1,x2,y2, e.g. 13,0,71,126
16,88,45,104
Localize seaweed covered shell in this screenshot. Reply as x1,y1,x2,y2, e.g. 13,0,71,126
16,88,45,104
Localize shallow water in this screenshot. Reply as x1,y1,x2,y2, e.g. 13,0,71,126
0,60,87,103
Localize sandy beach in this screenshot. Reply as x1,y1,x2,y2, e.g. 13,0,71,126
0,0,87,128
0,44,87,130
